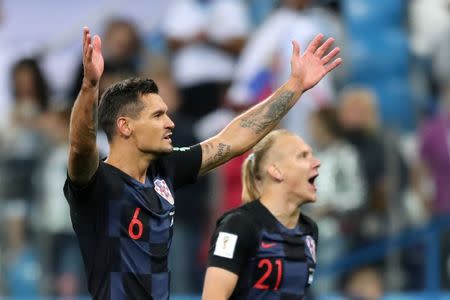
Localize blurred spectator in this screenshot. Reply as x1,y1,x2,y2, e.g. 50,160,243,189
337,88,385,215
432,24,450,89
418,84,450,217
343,266,384,300
32,108,86,297
162,0,250,120
9,58,49,126
409,0,450,59
0,57,50,207
337,87,408,247
409,0,450,103
69,18,143,101
419,83,450,288
308,106,365,292
309,106,365,220
1,201,40,297
227,0,337,146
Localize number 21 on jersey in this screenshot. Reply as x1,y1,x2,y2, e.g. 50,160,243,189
253,258,283,290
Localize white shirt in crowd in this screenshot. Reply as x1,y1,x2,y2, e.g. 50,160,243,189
162,0,250,87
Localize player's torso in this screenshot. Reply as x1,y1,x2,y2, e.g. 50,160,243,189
233,224,316,300
93,163,176,299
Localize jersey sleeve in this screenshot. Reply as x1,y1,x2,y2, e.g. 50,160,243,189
208,211,259,275
164,144,202,190
63,164,101,207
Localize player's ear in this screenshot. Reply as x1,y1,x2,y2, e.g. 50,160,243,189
268,164,283,182
117,117,132,137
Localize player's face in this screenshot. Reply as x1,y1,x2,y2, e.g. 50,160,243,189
131,93,175,155
275,135,320,203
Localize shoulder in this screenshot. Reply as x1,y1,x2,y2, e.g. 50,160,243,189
217,202,254,226
215,202,261,235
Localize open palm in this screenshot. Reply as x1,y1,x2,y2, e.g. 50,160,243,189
82,27,104,87
291,34,342,92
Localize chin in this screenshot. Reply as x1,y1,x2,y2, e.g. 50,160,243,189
303,194,317,204
160,145,173,155
149,145,173,156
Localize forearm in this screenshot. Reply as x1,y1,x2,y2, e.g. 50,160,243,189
202,267,237,300
69,80,99,154
222,78,303,154
199,78,302,175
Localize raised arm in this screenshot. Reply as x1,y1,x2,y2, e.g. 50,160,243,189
199,34,342,176
67,27,104,186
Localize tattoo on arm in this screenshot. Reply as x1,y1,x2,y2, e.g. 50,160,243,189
213,143,231,162
239,91,294,134
201,142,232,175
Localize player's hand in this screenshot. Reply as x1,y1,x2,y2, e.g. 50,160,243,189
290,34,342,92
82,27,104,88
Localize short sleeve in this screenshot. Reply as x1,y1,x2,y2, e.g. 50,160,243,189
163,144,202,190
208,211,259,275
63,165,101,207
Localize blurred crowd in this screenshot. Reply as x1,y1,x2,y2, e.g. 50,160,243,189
0,0,449,298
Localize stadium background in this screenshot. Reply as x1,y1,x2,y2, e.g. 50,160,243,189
0,0,449,299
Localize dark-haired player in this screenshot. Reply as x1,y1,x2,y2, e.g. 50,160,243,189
63,27,340,299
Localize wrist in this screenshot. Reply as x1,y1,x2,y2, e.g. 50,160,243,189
82,77,99,90
286,77,304,94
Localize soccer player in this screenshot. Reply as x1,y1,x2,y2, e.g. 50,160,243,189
203,129,320,299
63,27,341,299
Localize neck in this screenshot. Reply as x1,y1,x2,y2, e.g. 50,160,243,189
105,142,157,184
260,188,301,229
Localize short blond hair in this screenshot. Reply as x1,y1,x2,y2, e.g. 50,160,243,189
241,129,294,203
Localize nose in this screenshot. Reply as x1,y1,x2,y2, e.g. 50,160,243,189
165,115,175,129
313,157,321,169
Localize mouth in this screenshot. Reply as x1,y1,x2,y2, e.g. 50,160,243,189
308,173,319,190
163,132,172,144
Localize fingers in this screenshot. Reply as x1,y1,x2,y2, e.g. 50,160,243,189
291,40,301,59
86,44,93,62
82,27,90,54
305,33,324,54
315,37,335,58
322,47,340,64
325,58,343,73
93,35,102,53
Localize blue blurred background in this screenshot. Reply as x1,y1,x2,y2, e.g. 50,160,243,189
0,0,449,299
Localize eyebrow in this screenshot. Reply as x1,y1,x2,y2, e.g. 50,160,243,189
299,149,312,156
150,106,167,116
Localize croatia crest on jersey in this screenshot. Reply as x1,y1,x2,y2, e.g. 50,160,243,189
305,235,316,263
153,179,174,205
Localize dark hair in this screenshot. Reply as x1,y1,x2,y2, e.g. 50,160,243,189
11,57,49,111
104,18,141,57
314,106,342,138
98,77,159,142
